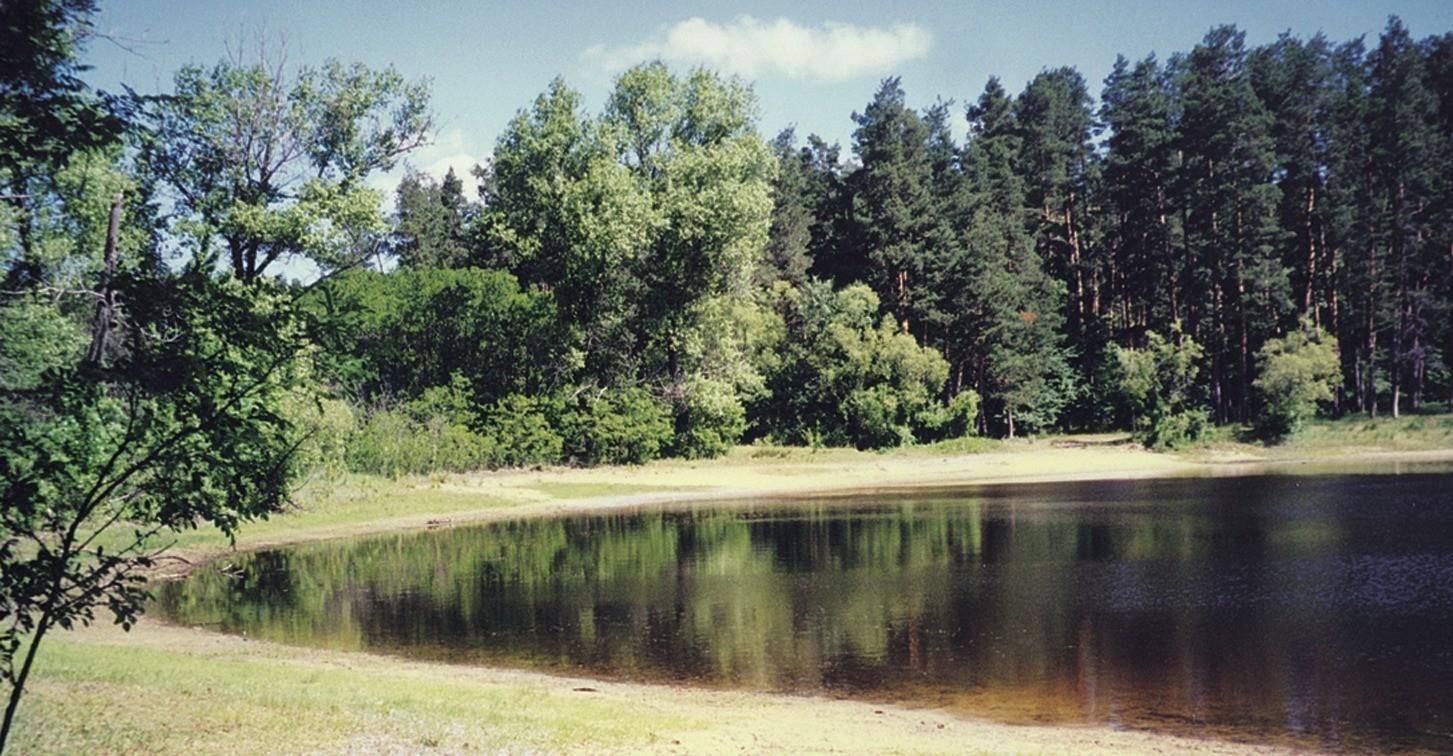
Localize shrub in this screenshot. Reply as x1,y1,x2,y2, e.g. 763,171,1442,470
1116,324,1210,450
285,395,356,479
562,387,674,465
671,378,746,459
920,389,982,442
751,281,950,449
844,384,912,449
480,394,564,468
346,406,492,477
1253,326,1341,442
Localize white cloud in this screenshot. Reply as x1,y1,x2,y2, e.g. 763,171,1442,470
584,17,932,82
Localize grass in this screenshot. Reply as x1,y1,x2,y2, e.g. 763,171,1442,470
1279,410,1453,452
13,630,696,755
1185,410,1453,460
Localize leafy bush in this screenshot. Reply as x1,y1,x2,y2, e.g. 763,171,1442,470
844,384,912,448
1116,324,1211,450
346,406,491,477
562,387,674,465
920,390,982,442
670,377,747,459
751,281,950,449
284,394,356,479
480,394,564,468
1253,326,1341,442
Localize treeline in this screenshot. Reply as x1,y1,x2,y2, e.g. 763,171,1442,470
6,13,1453,480
313,66,976,473
762,19,1453,435
367,18,1452,461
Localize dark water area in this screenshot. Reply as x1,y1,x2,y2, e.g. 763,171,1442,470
157,463,1453,751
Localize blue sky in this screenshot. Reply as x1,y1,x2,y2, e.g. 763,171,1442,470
84,1,1453,190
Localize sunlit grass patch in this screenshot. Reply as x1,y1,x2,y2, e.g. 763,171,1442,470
13,635,697,755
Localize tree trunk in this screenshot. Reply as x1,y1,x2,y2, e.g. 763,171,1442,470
86,192,124,365
0,614,51,751
1304,184,1319,326
1366,243,1379,418
897,270,909,334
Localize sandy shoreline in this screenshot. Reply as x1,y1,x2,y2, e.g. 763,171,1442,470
30,443,1453,754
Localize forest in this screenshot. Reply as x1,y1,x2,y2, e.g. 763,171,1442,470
6,10,1453,485
367,16,1441,457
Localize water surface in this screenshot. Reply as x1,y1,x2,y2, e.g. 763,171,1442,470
157,462,1453,751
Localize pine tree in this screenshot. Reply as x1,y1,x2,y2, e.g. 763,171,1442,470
961,78,1074,436
847,78,945,336
1100,55,1180,337
1015,67,1099,327
1365,17,1442,416
1424,32,1453,409
757,128,814,288
1173,26,1289,423
391,168,472,268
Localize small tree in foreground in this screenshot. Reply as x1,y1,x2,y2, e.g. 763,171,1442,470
1252,325,1341,441
0,268,311,749
1116,324,1210,450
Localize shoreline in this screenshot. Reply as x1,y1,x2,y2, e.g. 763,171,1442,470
23,442,1453,754
159,443,1453,578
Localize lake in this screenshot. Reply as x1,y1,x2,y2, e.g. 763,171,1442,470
156,462,1453,751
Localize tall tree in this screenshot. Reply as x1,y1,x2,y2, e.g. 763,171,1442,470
1250,34,1339,328
1100,54,1180,337
481,76,648,383
1424,31,1453,409
961,78,1074,436
139,44,433,280
756,128,814,287
485,65,774,449
1364,17,1443,415
1015,66,1099,327
390,168,472,269
1173,26,1288,423
847,78,945,336
1321,39,1375,414
0,0,122,289
802,135,862,286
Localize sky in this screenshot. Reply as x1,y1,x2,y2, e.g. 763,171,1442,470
82,1,1453,194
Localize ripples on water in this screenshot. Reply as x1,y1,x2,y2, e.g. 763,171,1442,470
157,463,1453,751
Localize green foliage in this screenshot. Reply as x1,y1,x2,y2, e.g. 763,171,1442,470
1116,326,1211,449
283,395,355,480
138,50,432,279
308,267,570,405
484,65,775,398
561,387,673,465
1,266,312,747
670,377,747,459
0,299,84,391
753,282,950,449
391,169,473,268
346,406,490,477
919,390,983,442
1253,326,1342,441
480,394,565,468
